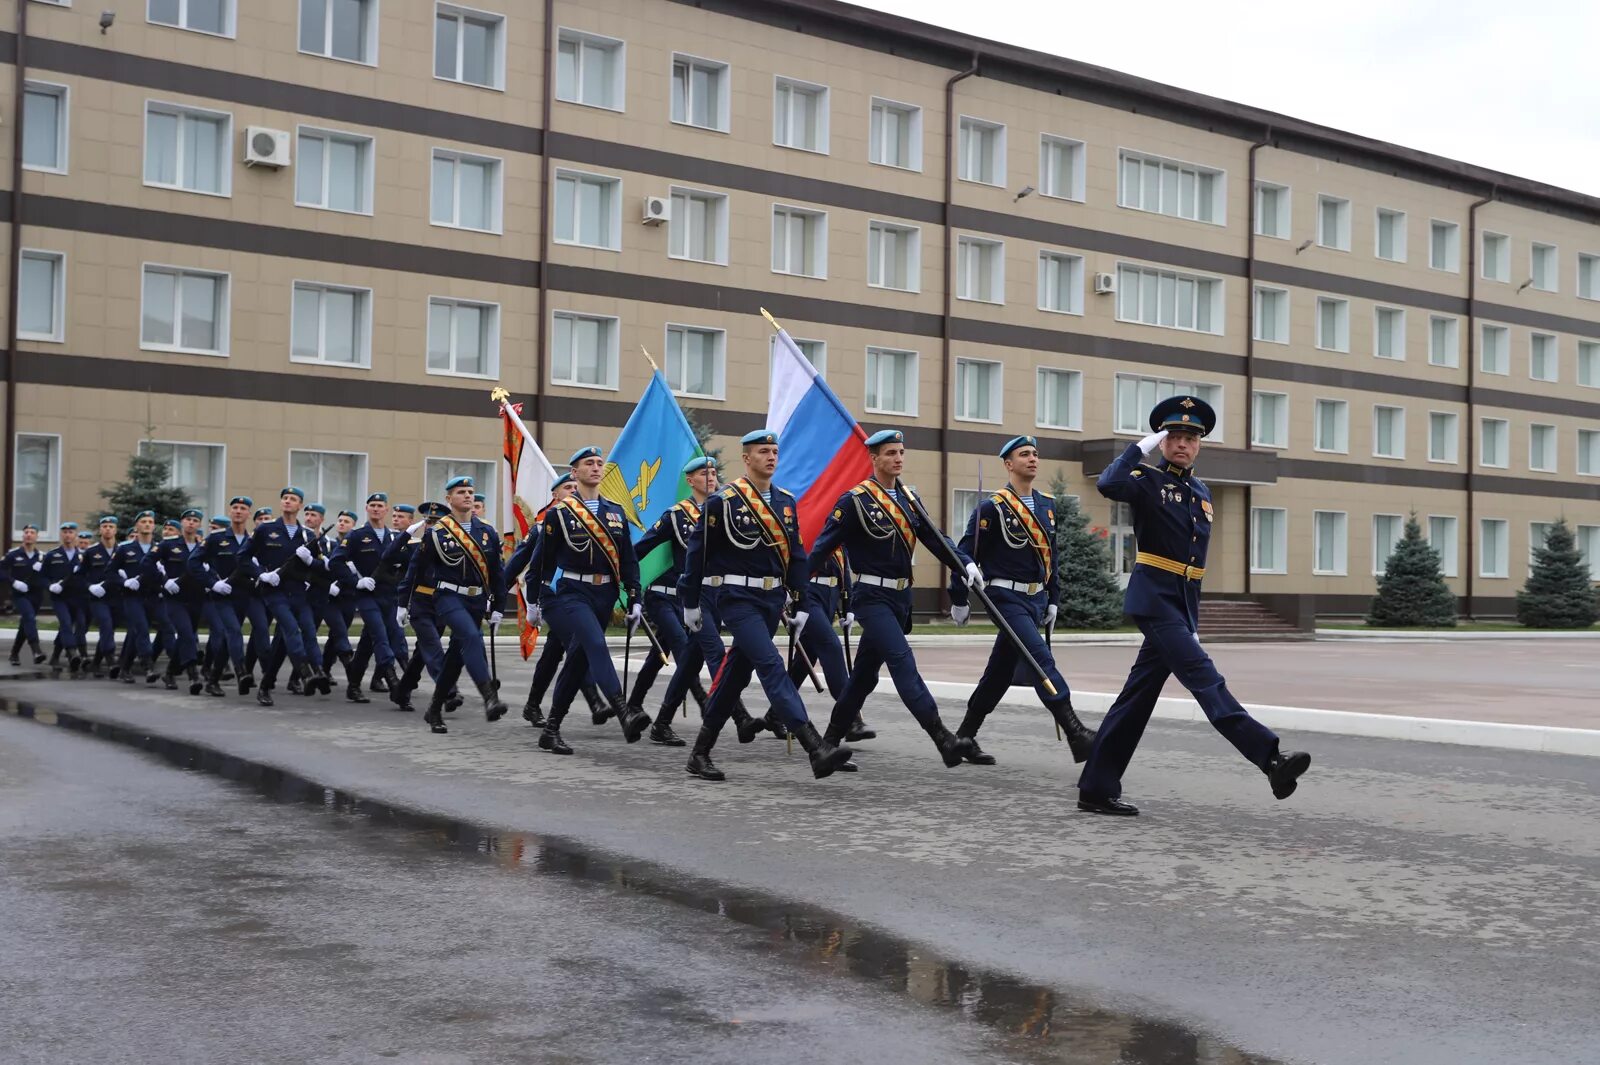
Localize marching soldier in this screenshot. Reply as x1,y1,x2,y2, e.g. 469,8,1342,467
301,503,354,689
189,496,256,696
809,430,981,768
332,492,405,703
785,547,874,741
82,516,122,677
4,523,46,665
40,523,89,673
393,502,461,716
679,430,852,781
150,508,206,692
1076,397,1311,815
949,436,1096,763
110,511,158,681
241,486,333,705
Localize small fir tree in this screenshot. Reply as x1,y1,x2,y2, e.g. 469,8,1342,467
1050,472,1125,630
683,408,724,476
1367,514,1457,627
1516,518,1599,628
94,448,192,532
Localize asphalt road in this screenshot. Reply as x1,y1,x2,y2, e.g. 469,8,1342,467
2,668,1597,1065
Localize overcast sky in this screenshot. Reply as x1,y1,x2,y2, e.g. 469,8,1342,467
862,0,1600,197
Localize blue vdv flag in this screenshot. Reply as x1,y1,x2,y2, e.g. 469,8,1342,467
601,370,704,589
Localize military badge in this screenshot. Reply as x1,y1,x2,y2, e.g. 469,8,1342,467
1200,500,1214,521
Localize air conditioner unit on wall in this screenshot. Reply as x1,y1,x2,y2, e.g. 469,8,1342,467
1093,272,1117,294
642,195,671,226
244,127,291,168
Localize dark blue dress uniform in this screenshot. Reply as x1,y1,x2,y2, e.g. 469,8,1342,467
1077,397,1308,813
336,495,409,692
2,533,45,662
40,526,89,664
787,547,852,700
81,521,122,668
392,504,460,709
239,492,329,688
109,523,159,674
188,518,254,690
627,460,713,732
150,514,206,683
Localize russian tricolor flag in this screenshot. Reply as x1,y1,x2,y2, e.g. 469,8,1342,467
769,317,871,546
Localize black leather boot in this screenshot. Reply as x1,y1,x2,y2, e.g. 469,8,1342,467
763,709,790,740
381,665,412,712
1047,700,1098,764
444,693,464,714
256,682,275,707
538,709,572,755
49,644,62,669
648,715,685,746
186,664,203,695
922,719,975,768
90,651,106,678
845,715,876,742
203,663,226,697
346,682,369,703
955,709,997,765
687,678,710,717
8,632,21,666
522,697,546,728
732,702,763,744
424,689,449,734
287,670,304,695
161,664,179,690
31,638,47,665
588,683,613,725
481,679,508,722
313,664,334,696
793,721,853,780
610,692,650,743
1267,749,1312,800
685,726,725,781
235,660,254,695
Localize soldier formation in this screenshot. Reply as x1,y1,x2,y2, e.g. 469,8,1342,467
3,396,1312,812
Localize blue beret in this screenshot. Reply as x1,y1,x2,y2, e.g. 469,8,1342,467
337,510,358,521
999,435,1038,458
305,503,326,516
395,503,416,514
741,430,778,446
419,501,448,518
280,485,305,500
444,475,475,491
551,472,573,490
1149,395,1217,437
19,523,38,532
180,508,203,520
682,455,715,476
569,446,603,465
366,492,388,504
229,496,253,508
209,516,227,527
98,515,119,526
163,518,181,530
865,429,904,449
134,510,155,521
253,507,273,519
59,521,78,531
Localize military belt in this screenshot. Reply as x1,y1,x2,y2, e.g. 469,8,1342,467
1135,551,1205,580
647,583,677,596
988,579,1045,594
437,581,484,596
809,576,838,587
563,572,612,585
855,574,911,590
707,574,783,590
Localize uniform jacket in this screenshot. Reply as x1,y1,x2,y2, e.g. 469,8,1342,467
330,524,400,584
240,519,318,594
534,497,640,606
634,497,704,593
679,480,805,610
2,547,44,599
151,536,203,602
80,541,120,595
405,513,508,607
110,539,158,599
40,545,89,600
187,527,252,599
810,481,971,584
949,487,1060,608
1097,442,1212,621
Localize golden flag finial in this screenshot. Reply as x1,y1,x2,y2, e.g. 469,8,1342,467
759,307,781,332
490,386,511,404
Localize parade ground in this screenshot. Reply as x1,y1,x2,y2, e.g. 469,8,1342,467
2,637,1596,1065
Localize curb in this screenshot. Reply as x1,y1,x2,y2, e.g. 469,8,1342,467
1317,628,1600,640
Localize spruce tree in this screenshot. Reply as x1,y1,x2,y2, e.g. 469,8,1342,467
94,449,192,532
1516,518,1599,628
1367,514,1457,627
1050,473,1124,630
683,408,724,475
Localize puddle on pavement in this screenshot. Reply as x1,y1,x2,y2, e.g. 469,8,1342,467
2,694,1284,1065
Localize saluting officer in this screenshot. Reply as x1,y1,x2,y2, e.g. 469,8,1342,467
810,430,981,768
950,435,1097,764
40,522,89,673
4,522,46,665
189,495,256,696
1077,397,1311,815
241,486,333,703
679,430,852,782
82,516,122,677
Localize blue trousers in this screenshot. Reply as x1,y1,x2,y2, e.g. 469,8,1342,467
433,591,490,689
545,580,622,713
312,593,351,660
55,596,88,653
965,587,1073,722
410,597,447,682
526,636,566,706
702,587,809,733
1077,612,1281,800
120,598,154,661
626,591,695,713
13,593,38,643
88,598,118,658
828,585,938,729
352,592,397,668
204,596,246,668
787,584,848,698
260,590,319,668
160,599,201,670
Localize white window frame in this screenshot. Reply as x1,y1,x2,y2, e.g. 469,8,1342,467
867,220,921,293
1250,507,1288,575
1427,515,1459,578
772,75,830,155
1427,410,1459,464
555,28,625,112
1372,404,1406,460
1531,242,1558,293
770,204,829,280
298,0,380,66
552,167,622,251
1312,510,1348,576
1113,374,1227,443
1429,315,1459,368
663,322,727,400
148,0,237,37
1316,194,1350,251
1529,423,1557,473
1119,148,1226,225
143,99,233,198
956,235,1005,304
868,97,922,172
293,125,376,216
1254,181,1290,239
1481,230,1510,283
1480,322,1509,375
423,457,496,518
1479,417,1509,469
17,249,66,343
426,295,500,380
667,186,729,266
1251,390,1288,449
1579,525,1600,581
12,432,61,541
1529,332,1559,383
1579,253,1600,302
22,80,70,175
430,148,504,233
1372,513,1404,576
1578,428,1600,477
139,262,231,357
289,280,373,369
286,448,369,516
1253,285,1289,344
1529,521,1556,567
864,346,919,417
768,335,825,379
1315,295,1350,352
1035,366,1083,431
1374,305,1406,361
669,52,731,133
956,116,1006,187
550,309,620,391
1429,219,1460,272
1479,518,1509,579
139,439,228,520
1375,207,1407,262
1037,251,1083,315
1313,398,1349,454
433,3,506,91
1039,134,1086,202
1115,263,1224,335
953,357,1002,425
1581,340,1600,389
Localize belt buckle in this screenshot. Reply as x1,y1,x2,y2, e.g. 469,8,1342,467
761,576,777,590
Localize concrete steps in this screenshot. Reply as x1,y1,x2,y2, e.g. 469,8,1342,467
1198,598,1313,642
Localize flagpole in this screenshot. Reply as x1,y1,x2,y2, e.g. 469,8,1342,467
640,345,661,373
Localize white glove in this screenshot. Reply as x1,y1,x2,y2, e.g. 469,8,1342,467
964,561,985,591
295,545,313,564
31,560,42,572
89,583,106,599
527,603,542,627
123,576,141,592
259,570,280,587
48,581,63,595
396,607,409,629
163,579,181,596
790,610,810,639
407,520,425,537
356,576,376,592
683,605,703,633
842,611,855,633
489,610,503,629
11,579,27,594
627,601,643,631
212,580,232,596
1046,604,1058,630
951,604,971,626
329,582,340,598
1138,429,1169,454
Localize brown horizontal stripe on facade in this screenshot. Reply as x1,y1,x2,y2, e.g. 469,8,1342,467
1280,457,1600,502
1252,359,1468,404
1474,387,1600,421
949,317,1245,376
948,205,1246,277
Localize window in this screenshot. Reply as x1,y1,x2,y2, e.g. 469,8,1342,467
952,489,983,529
771,205,827,278
1427,411,1458,464
1479,518,1509,578
868,221,920,292
141,265,228,355
1531,242,1557,292
1120,150,1223,223
299,0,377,64
13,434,60,539
1581,341,1600,388
869,98,921,171
551,311,618,389
1376,207,1406,261
1317,195,1350,250
427,297,499,378
1427,516,1459,578
1579,429,1600,476
1430,220,1460,271
1313,398,1348,453
148,0,233,35
1481,232,1509,282
1114,375,1224,440
957,117,1005,186
956,236,1004,303
1530,333,1558,382
1480,323,1509,375
1578,525,1600,581
1373,405,1405,459
671,54,729,132
1429,316,1459,368
664,324,725,399
1529,424,1557,472
1372,514,1403,575
1253,286,1288,343
865,347,917,415
553,169,621,250
768,335,825,378
288,450,367,519
291,282,371,367
1040,135,1085,201
1255,182,1289,239
1581,254,1600,301
556,29,624,110
1316,296,1349,351
294,127,373,214
1374,306,1405,360
1251,508,1287,574
954,358,1001,423
22,82,68,173
425,458,495,519
144,102,230,196
773,77,828,153
1036,368,1082,430
17,250,65,342
1251,391,1287,448
140,441,224,518
1116,264,1222,334
430,150,501,232
1480,417,1509,468
668,188,727,264
435,5,503,89
1038,252,1083,314
1530,522,1554,566
1313,511,1347,575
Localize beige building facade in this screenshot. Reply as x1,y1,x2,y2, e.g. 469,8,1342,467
5,0,1599,615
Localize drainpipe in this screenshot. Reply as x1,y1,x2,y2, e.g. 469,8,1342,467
4,0,29,550
1463,189,1495,619
532,0,555,442
1242,130,1270,598
939,52,978,550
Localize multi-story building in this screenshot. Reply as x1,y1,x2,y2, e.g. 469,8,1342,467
5,0,1598,617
